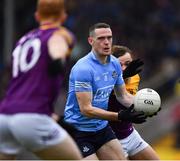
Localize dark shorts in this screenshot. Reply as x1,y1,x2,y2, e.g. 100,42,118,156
71,125,117,157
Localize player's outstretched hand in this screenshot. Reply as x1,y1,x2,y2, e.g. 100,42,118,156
148,107,161,117
118,104,147,124
123,59,144,79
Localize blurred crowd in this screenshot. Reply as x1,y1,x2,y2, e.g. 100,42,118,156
0,0,179,100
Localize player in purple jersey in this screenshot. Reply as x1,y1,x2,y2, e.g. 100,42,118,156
109,45,160,160
0,0,82,160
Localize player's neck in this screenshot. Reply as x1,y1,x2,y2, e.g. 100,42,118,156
93,51,108,64
40,20,61,29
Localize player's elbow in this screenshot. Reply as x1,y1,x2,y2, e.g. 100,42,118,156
80,106,94,118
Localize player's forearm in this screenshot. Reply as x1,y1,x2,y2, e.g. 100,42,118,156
116,92,134,107
80,105,118,121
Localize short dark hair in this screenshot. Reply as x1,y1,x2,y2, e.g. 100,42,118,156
112,45,133,58
89,23,110,36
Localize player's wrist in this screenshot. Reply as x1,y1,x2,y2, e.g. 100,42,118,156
118,110,127,121
115,112,120,121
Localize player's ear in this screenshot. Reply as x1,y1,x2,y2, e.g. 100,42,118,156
60,10,67,24
34,11,40,23
88,36,93,45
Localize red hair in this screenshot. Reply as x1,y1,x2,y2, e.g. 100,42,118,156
37,0,65,20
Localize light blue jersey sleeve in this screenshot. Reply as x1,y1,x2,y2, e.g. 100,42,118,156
72,64,93,92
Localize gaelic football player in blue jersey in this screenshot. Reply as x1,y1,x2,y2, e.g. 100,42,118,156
64,22,147,160
0,0,82,160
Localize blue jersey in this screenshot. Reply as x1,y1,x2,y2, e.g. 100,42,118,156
64,51,124,132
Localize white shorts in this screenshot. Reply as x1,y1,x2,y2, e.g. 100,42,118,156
0,113,68,155
119,128,149,157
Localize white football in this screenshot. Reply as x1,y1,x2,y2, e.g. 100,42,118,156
133,88,161,115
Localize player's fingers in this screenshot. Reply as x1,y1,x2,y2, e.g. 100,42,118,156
128,104,134,111
158,107,161,112
132,58,144,66
136,120,146,124
133,59,140,63
134,118,147,124
148,115,155,117
134,111,145,116
128,59,138,66
148,111,158,117
148,107,161,117
137,59,144,65
132,114,147,121
133,59,143,64
135,69,142,74
134,61,144,68
138,115,147,120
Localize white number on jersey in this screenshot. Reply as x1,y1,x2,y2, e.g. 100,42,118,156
12,38,41,78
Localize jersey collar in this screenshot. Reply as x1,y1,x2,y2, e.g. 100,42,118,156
90,51,111,64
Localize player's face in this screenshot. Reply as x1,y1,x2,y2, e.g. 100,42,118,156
118,52,132,71
90,28,112,56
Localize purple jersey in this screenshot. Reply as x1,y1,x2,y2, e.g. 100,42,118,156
108,92,133,139
0,27,71,115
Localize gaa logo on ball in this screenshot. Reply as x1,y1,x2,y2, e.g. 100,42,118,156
133,88,161,116
144,99,153,105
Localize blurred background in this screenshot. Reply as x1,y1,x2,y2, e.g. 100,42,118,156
0,0,179,159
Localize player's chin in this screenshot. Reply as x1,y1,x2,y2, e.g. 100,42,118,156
103,50,111,56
